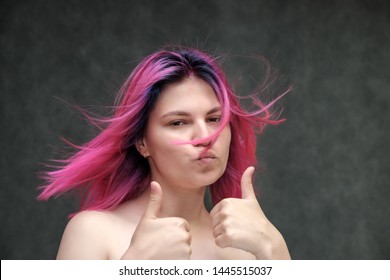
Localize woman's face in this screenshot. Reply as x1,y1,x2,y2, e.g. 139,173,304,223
140,77,231,191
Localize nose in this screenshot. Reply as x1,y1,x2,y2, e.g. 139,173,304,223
193,121,212,147
194,140,211,147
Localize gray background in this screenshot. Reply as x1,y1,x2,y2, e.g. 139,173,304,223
1,0,389,259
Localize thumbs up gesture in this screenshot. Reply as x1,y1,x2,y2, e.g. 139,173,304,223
210,166,291,259
121,181,192,259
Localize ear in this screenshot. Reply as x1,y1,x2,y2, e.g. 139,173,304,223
136,138,150,158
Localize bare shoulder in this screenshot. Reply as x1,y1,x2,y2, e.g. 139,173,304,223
56,197,147,260
56,210,116,260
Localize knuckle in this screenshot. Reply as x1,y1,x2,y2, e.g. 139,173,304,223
178,230,191,243
220,199,232,207
219,208,230,218
176,218,188,228
224,229,234,240
219,217,232,229
216,235,231,248
183,231,191,241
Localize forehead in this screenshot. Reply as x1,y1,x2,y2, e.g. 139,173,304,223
152,77,220,115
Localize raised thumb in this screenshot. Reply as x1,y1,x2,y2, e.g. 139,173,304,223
144,181,163,218
240,166,256,199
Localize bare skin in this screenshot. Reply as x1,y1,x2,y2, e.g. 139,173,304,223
56,77,291,260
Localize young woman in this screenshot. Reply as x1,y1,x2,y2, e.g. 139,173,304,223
39,47,291,259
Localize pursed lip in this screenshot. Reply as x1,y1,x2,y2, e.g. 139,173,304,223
196,151,216,160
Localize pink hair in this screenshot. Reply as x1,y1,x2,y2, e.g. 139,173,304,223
38,47,290,215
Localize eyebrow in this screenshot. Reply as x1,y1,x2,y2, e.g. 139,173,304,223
160,106,221,119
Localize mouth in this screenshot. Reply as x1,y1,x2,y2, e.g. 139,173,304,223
196,152,217,162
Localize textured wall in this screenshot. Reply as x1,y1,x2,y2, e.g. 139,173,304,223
1,0,389,259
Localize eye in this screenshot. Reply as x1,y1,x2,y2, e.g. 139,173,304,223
169,120,187,126
207,116,221,123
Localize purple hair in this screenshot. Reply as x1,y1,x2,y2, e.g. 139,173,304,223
38,47,288,214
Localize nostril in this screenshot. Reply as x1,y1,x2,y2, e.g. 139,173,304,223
195,140,211,147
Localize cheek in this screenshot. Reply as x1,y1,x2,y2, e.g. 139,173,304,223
220,128,232,166
145,132,188,160
220,126,232,151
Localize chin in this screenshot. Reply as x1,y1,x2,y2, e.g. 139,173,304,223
192,167,225,186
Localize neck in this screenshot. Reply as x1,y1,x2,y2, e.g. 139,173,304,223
139,180,209,223
159,185,208,222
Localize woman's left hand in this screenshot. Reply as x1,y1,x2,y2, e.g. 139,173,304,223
210,166,291,259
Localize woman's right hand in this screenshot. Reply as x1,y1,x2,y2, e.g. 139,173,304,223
121,181,192,259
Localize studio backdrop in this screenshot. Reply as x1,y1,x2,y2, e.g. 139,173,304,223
1,0,389,259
